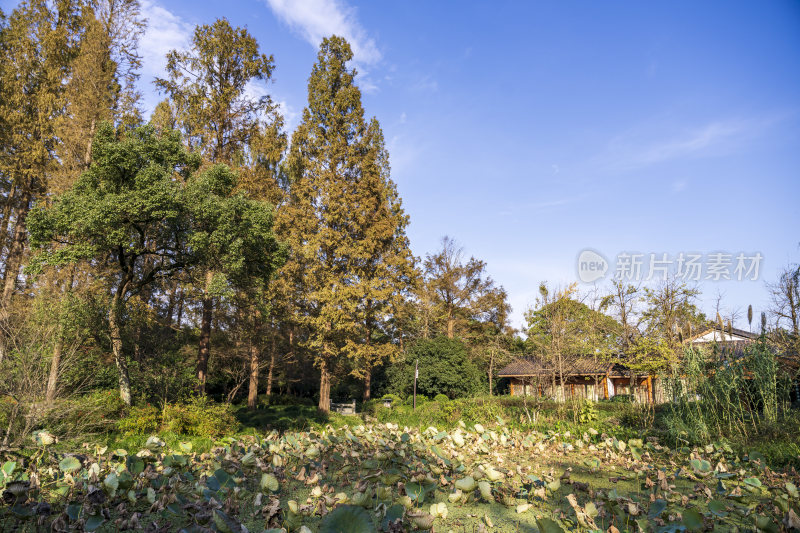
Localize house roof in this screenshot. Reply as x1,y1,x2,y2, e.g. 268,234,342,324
497,356,634,378
687,323,759,343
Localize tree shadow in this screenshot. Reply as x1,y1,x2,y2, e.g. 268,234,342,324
234,404,330,432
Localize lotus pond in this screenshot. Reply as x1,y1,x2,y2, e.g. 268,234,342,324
1,420,799,532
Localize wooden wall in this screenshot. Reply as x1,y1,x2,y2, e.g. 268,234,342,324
509,376,664,403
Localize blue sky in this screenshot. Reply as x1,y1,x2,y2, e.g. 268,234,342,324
5,0,799,330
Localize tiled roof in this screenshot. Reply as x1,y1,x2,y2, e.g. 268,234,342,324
497,356,613,377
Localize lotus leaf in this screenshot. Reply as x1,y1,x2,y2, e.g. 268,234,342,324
320,505,373,533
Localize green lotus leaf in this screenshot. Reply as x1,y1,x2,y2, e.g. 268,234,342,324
405,481,425,503
708,499,728,517
85,515,105,532
103,472,119,495
690,459,711,473
1,461,16,478
648,499,667,518
381,504,405,531
320,505,373,533
59,456,81,473
145,436,165,451
682,508,704,532
536,517,565,533
754,514,778,533
306,445,320,458
213,509,241,533
66,503,81,521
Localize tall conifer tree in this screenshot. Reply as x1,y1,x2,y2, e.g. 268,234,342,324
287,36,414,411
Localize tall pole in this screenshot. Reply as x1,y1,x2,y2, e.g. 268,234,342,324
413,359,418,410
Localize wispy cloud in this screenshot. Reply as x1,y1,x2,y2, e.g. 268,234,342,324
264,0,381,65
411,74,438,93
629,120,748,166
603,115,782,171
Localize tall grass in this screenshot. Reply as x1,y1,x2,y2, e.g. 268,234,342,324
662,341,791,444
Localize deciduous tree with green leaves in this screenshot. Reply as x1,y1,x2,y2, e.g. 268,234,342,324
155,17,282,393
27,124,200,404
27,123,285,405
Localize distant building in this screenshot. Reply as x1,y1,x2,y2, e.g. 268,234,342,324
497,357,660,403
498,323,762,404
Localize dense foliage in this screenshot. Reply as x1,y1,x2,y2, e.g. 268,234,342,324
385,336,484,399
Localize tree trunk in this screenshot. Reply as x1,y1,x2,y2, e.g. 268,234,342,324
0,184,17,258
109,294,132,405
266,331,276,397
318,362,331,412
46,336,63,403
363,321,372,401
1,189,32,306
446,309,455,339
196,272,214,394
363,370,371,402
247,341,259,409
488,347,495,395
176,287,185,326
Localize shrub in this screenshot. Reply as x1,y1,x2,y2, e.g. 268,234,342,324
118,398,238,437
434,393,449,403
404,394,428,405
385,337,485,399
43,389,126,437
117,404,161,435
578,399,598,423
381,393,402,405
609,394,633,403
163,397,238,437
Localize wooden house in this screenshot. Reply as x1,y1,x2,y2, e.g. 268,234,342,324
497,357,662,403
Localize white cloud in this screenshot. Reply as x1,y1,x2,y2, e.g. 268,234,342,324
138,0,194,114
264,0,381,65
276,99,301,131
139,0,193,78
